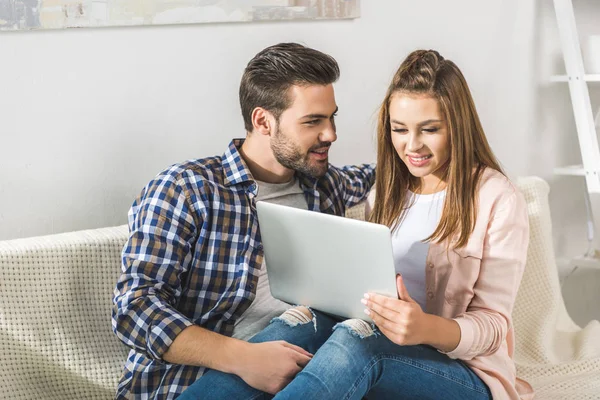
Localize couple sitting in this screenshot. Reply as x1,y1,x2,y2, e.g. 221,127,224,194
112,43,534,399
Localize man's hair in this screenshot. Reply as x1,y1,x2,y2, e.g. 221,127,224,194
239,43,340,132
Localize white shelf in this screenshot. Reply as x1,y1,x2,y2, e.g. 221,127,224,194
550,74,600,82
554,164,586,176
570,254,600,270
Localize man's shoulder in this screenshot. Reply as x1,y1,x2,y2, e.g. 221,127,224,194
154,155,226,187
131,156,228,216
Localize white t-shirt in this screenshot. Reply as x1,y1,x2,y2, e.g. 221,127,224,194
231,178,309,340
390,190,446,310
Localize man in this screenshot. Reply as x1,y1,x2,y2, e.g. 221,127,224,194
112,42,375,399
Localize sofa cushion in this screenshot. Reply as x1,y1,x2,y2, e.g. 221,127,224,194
0,225,129,399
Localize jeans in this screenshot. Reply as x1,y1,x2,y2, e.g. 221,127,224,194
179,313,492,400
275,325,492,400
178,310,339,400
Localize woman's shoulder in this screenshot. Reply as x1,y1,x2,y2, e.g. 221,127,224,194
477,167,525,212
478,168,517,195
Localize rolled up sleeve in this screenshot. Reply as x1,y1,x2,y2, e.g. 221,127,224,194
112,174,199,361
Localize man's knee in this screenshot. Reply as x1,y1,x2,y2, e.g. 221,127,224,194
272,306,315,329
333,318,376,339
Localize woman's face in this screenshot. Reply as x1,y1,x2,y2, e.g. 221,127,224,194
389,93,450,191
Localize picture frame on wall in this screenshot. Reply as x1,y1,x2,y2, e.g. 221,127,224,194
0,0,360,32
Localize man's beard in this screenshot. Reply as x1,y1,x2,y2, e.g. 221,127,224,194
270,126,331,178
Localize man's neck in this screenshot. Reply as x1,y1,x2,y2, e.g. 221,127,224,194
239,136,294,184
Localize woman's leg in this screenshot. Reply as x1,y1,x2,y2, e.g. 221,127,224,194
274,320,492,400
179,308,339,400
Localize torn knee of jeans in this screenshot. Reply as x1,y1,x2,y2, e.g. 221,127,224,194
271,306,317,331
334,319,376,339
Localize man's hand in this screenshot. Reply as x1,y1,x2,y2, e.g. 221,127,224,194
234,341,313,394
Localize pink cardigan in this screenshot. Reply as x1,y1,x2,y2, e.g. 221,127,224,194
367,168,534,399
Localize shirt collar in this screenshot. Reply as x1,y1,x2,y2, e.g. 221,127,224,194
222,139,255,187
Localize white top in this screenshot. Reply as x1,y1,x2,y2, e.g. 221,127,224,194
391,190,446,310
231,178,308,340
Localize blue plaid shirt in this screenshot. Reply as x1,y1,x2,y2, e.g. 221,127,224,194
112,139,375,399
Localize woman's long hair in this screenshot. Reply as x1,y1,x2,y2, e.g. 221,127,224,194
369,50,503,249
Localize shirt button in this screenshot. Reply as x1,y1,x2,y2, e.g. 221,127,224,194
428,263,434,269
427,291,434,299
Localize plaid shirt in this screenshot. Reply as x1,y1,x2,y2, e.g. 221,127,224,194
112,139,375,399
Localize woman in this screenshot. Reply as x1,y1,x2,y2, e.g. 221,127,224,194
272,49,535,399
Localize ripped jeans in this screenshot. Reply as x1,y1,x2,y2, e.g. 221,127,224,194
179,309,491,400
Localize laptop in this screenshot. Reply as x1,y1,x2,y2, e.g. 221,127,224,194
256,201,398,321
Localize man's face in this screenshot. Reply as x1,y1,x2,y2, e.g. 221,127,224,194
271,84,338,178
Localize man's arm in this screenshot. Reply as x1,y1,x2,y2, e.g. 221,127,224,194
333,163,376,208
112,172,311,393
163,325,242,370
164,325,312,394
112,174,198,362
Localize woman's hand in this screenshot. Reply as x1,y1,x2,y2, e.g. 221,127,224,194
362,274,429,346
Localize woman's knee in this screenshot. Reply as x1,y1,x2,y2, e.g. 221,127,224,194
334,319,377,339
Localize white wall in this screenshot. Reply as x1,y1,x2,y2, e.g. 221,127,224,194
0,0,595,272
0,0,538,238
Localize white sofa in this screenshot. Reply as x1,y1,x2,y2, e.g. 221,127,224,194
1,177,600,399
